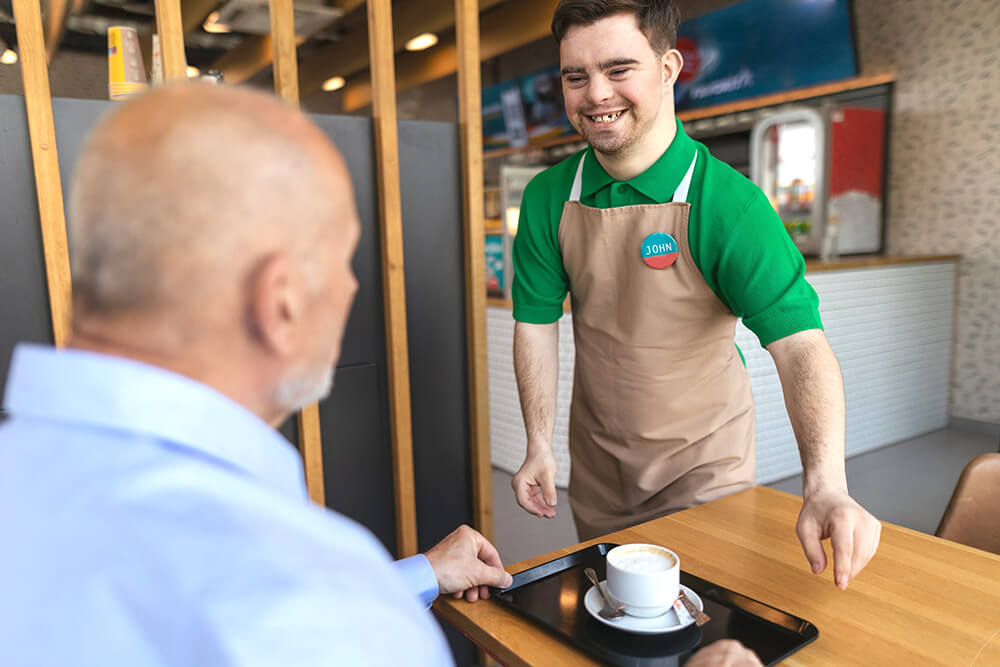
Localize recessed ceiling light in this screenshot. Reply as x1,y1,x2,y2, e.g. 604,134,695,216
0,47,17,65
322,76,346,92
187,66,200,78
203,10,231,34
405,33,438,52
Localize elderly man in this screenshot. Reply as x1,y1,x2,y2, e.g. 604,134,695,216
0,84,761,667
0,84,510,665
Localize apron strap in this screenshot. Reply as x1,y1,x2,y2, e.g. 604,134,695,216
568,150,698,203
569,152,586,202
672,152,698,203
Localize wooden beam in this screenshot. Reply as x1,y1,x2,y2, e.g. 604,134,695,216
215,0,365,84
154,0,187,81
13,0,73,347
265,0,326,507
140,0,217,74
269,0,299,101
43,0,70,62
368,0,419,559
455,0,493,545
341,0,560,111
298,0,506,99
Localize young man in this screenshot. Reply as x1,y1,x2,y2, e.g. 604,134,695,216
511,0,881,590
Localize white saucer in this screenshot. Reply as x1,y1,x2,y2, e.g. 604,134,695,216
584,581,704,635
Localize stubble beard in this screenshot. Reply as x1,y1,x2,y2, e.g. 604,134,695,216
274,363,335,413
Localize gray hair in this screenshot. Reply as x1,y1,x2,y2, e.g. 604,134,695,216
68,85,343,318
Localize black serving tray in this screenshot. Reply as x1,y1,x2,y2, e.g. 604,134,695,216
493,543,818,666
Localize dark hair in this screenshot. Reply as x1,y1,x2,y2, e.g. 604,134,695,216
552,0,682,54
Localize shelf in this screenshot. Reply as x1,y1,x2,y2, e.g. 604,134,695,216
482,73,896,159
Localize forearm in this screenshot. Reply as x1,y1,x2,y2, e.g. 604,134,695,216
513,321,559,455
767,329,847,496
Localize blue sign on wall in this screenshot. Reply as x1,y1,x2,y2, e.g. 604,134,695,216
674,0,857,111
482,66,575,150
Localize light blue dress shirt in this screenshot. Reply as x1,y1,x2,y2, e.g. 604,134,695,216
0,344,454,666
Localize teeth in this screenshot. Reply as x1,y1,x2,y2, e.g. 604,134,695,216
590,111,623,123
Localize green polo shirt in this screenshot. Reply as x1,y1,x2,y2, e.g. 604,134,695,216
511,119,822,348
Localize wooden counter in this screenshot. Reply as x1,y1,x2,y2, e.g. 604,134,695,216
435,487,1000,666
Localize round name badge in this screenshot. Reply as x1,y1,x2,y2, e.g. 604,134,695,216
641,232,679,269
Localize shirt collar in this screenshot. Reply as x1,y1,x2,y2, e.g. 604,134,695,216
580,118,697,203
3,343,308,503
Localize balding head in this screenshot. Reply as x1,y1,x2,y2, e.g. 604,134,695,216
70,83,352,316
68,84,361,423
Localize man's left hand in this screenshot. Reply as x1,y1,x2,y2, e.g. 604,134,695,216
425,525,513,602
796,488,881,590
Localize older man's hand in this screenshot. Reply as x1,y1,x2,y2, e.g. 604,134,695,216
797,487,881,589
686,640,762,667
425,525,513,602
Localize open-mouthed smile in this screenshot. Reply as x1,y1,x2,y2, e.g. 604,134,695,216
586,109,626,125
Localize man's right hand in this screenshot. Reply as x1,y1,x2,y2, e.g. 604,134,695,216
511,450,558,518
686,640,762,667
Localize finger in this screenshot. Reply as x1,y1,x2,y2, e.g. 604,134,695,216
475,532,505,570
830,514,854,589
540,470,558,507
479,584,491,600
476,562,514,589
528,486,556,518
513,479,547,517
452,591,462,599
464,586,480,602
797,515,827,575
851,516,881,581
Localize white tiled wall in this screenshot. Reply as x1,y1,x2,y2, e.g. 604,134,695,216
488,261,956,487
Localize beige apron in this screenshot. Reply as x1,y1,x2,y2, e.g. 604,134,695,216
558,152,756,540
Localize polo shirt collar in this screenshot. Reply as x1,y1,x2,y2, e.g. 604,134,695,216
3,343,308,503
580,118,697,203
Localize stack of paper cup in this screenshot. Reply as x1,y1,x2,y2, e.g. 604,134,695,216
108,26,148,100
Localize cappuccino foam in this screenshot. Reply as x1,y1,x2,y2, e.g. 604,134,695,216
611,548,675,574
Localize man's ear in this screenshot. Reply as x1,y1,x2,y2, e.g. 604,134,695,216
663,48,683,89
247,252,303,358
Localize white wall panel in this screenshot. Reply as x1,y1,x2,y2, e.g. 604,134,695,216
489,261,956,487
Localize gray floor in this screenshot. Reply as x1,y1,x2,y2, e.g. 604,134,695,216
491,427,998,566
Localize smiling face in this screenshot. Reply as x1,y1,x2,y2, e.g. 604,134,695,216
560,12,681,162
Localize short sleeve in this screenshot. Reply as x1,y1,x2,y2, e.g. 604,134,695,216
511,175,570,324
713,194,824,346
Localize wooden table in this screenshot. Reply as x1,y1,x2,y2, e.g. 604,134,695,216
435,487,1000,666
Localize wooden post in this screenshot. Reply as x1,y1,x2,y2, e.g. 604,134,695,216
154,0,187,81
367,0,419,559
13,0,73,347
266,0,327,507
455,0,494,543
43,0,69,62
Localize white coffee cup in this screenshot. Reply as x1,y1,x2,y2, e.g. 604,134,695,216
606,543,680,618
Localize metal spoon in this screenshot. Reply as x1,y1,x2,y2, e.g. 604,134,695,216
584,567,625,619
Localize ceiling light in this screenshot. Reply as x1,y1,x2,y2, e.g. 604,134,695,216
1,49,16,65
187,66,200,78
322,76,345,92
202,10,231,34
405,33,438,52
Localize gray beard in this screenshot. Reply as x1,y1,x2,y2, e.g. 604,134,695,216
274,365,335,413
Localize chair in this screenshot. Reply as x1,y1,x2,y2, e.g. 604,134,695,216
935,453,1000,556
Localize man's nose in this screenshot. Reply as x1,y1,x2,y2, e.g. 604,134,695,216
586,76,613,106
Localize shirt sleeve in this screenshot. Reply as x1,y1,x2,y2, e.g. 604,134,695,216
511,176,570,324
713,193,824,346
393,554,439,609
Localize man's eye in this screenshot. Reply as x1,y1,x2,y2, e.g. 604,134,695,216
566,76,586,85
610,69,629,77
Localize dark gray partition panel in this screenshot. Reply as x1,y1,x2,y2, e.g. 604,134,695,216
0,94,57,400
396,120,476,666
397,119,473,550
